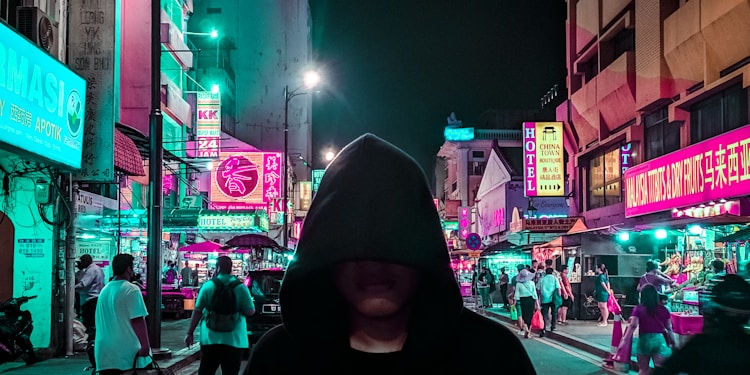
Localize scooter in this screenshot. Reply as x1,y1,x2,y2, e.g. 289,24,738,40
0,295,37,365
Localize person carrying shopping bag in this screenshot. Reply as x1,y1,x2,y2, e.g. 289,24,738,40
514,266,539,339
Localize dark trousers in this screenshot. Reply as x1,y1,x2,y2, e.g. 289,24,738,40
81,298,98,341
500,284,509,306
541,301,558,331
199,344,245,375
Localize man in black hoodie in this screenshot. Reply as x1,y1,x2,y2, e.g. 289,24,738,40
246,134,535,374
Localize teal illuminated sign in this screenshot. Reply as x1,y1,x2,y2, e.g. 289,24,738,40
311,169,325,193
0,23,86,169
444,127,474,141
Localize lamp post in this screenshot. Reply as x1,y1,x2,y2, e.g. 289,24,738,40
185,30,219,68
282,71,320,248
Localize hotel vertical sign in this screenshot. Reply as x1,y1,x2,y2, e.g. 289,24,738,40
196,92,221,158
69,0,115,181
523,122,564,196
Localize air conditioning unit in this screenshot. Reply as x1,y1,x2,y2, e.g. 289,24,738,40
16,6,59,58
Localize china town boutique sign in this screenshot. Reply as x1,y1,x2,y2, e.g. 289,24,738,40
624,124,750,217
210,152,283,210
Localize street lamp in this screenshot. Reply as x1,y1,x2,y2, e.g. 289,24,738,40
283,71,321,248
185,29,219,68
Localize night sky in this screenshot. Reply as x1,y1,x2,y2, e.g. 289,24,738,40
309,0,567,179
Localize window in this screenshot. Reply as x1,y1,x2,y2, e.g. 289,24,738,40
691,83,748,143
470,161,485,176
587,146,621,209
581,56,599,83
471,150,485,159
644,107,681,160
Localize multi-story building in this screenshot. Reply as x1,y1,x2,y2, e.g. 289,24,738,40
557,0,750,275
188,0,314,247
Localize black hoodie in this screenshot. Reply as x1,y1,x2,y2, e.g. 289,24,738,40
246,134,535,374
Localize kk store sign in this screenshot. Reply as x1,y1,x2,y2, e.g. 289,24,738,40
196,92,221,158
0,22,87,169
210,152,283,210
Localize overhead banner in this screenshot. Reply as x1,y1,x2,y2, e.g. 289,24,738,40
625,123,750,217
0,23,86,170
210,152,283,210
69,0,115,180
523,122,564,197
196,92,221,158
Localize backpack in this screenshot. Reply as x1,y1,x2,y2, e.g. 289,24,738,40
165,268,177,284
205,278,243,332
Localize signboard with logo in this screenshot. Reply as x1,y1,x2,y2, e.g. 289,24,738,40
624,124,750,217
510,217,581,233
198,214,256,230
299,181,312,211
311,169,325,194
458,206,470,239
76,190,104,215
196,92,221,158
69,0,114,180
523,122,564,197
210,152,283,210
0,23,86,170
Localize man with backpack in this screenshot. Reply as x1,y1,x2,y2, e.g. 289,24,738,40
186,256,255,375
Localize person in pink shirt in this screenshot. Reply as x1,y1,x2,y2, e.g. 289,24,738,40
621,285,674,375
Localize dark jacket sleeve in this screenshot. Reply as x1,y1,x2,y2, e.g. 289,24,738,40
245,325,292,375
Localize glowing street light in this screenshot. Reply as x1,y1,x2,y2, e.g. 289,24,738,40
283,71,321,248
325,150,336,162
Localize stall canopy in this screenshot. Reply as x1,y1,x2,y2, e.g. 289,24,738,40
633,213,750,231
178,241,224,252
226,233,280,249
716,226,750,243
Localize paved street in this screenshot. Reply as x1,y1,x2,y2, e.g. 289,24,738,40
176,316,631,375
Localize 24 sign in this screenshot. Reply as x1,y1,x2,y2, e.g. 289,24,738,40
197,137,219,158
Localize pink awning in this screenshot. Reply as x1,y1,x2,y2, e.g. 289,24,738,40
178,241,224,252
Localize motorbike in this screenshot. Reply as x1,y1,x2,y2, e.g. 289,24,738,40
0,295,37,365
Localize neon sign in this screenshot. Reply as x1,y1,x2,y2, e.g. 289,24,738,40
196,92,220,158
523,122,564,196
210,152,282,210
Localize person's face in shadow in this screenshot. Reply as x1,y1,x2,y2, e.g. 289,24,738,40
334,260,420,319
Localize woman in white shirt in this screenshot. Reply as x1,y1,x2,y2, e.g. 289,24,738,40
513,268,539,338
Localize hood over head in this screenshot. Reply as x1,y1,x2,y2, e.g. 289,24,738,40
280,133,463,352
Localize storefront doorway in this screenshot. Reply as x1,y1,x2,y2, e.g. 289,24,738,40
0,211,14,301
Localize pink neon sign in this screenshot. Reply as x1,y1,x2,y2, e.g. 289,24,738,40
210,152,282,211
624,124,750,217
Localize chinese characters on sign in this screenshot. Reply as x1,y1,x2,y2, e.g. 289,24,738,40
458,206,470,239
509,217,580,233
0,23,87,170
523,122,565,196
196,92,221,158
210,152,282,210
624,124,750,217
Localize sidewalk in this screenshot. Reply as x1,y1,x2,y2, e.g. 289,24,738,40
0,318,201,375
472,305,639,371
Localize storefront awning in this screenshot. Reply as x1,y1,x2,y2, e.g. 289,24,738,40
633,213,750,231
114,129,146,176
716,226,750,243
115,123,201,173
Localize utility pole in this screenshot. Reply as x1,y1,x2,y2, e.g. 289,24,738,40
147,0,167,356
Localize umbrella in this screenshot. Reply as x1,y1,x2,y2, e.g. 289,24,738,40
178,241,223,252
226,233,280,248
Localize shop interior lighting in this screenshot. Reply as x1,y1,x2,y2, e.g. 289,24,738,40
688,225,703,235
655,229,668,239
618,232,630,242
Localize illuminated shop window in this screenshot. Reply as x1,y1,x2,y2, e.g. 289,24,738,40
587,145,621,210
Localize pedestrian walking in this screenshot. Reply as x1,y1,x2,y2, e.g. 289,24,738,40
558,264,573,325
75,253,104,365
618,285,674,375
508,264,527,335
538,268,561,337
180,261,193,287
499,267,510,309
94,254,151,374
514,266,539,339
654,274,750,374
186,256,255,375
595,263,613,327
477,266,491,308
245,134,535,374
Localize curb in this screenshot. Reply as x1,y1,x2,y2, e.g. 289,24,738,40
475,308,639,372
163,345,202,373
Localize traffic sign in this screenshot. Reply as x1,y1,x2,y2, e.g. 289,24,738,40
466,232,482,250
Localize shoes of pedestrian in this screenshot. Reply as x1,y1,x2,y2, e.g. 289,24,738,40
539,330,545,338
524,331,530,339
550,327,555,332
597,322,608,327
518,329,524,336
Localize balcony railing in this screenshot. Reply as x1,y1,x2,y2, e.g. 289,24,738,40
473,129,522,141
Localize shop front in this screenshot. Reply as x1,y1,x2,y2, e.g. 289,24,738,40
623,123,750,334
0,22,87,350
